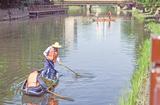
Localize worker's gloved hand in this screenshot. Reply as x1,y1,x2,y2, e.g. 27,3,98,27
57,57,62,65
58,61,62,65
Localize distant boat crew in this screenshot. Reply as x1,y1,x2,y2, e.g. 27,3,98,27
107,11,112,20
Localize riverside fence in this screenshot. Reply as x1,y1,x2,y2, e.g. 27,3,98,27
150,36,160,105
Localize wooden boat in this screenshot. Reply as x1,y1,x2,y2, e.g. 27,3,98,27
21,70,59,96
96,18,116,22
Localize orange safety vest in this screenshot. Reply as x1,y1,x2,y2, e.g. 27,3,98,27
27,71,39,87
47,47,59,63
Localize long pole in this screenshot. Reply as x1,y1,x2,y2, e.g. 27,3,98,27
60,63,80,77
47,90,74,101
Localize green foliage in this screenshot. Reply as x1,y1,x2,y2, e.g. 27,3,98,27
0,0,20,8
137,0,160,7
147,22,160,35
68,6,83,14
132,11,145,22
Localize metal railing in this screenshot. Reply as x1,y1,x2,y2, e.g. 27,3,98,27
28,5,64,11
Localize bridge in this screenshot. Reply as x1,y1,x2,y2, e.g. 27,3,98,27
54,0,132,6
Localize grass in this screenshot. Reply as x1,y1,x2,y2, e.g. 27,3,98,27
119,10,160,105
120,7,160,105
119,39,151,105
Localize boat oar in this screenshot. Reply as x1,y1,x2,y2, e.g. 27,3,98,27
47,90,74,101
59,63,81,77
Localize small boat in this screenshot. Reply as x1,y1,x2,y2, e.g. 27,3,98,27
96,18,116,22
21,70,59,96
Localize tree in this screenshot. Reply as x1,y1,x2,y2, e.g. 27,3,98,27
0,0,21,8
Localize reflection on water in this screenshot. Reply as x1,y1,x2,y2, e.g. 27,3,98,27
96,20,114,40
22,94,58,105
0,9,148,105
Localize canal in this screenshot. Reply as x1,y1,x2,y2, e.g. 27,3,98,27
0,7,148,105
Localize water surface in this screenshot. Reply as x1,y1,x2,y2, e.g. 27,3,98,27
0,10,147,105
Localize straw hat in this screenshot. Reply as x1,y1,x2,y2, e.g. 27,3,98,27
52,42,62,48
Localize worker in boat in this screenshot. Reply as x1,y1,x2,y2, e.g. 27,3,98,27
107,11,112,20
25,69,48,96
27,70,39,88
41,42,62,80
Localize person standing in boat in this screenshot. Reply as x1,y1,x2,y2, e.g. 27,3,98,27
107,11,112,20
42,42,62,80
